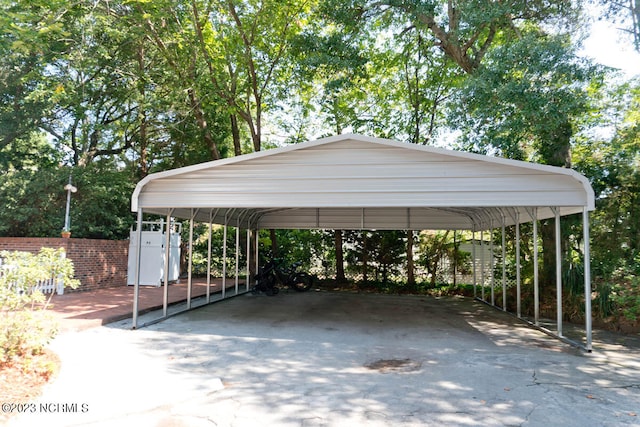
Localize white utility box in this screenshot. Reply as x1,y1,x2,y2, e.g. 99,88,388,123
127,220,181,286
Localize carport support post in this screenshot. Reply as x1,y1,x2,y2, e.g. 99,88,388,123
515,213,521,318
490,224,495,306
472,230,477,298
583,207,593,351
246,228,251,291
222,212,228,299
553,208,563,337
480,230,485,301
187,209,195,309
206,210,213,303
163,209,173,318
531,208,540,326
501,218,507,311
235,218,240,295
255,229,259,280
132,209,143,329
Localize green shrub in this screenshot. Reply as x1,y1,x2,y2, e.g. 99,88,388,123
609,277,640,322
0,248,79,365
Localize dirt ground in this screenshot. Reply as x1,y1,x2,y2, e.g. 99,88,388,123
0,350,60,424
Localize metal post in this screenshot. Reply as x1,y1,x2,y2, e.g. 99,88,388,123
132,209,143,329
222,212,228,299
187,209,195,309
63,175,77,232
453,230,457,286
472,230,477,298
480,230,485,301
255,229,260,277
163,210,173,318
501,216,507,311
207,210,213,303
490,224,495,306
554,208,563,337
583,208,593,351
235,219,240,295
532,208,539,326
515,212,521,318
246,228,251,292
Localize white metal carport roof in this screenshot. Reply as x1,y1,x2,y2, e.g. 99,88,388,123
130,134,595,351
131,134,594,231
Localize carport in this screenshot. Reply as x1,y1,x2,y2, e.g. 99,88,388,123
130,134,595,350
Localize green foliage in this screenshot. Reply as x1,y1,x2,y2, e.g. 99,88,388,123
0,248,79,364
0,132,62,172
0,168,68,237
343,230,406,284
573,81,640,278
257,229,324,270
190,224,246,276
417,230,470,287
1,0,640,328
0,165,135,239
450,31,601,166
71,165,137,239
609,276,640,322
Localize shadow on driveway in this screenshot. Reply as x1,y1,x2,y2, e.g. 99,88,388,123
8,292,640,427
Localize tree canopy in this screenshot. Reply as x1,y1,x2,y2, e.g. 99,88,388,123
1,0,640,323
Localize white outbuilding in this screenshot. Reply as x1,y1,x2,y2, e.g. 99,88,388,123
130,134,595,350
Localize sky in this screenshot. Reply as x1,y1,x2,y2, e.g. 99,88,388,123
581,8,640,78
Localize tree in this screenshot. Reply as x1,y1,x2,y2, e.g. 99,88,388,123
0,165,135,239
0,132,61,172
599,0,640,52
344,231,406,285
574,80,640,277
450,32,602,288
0,0,76,150
128,0,229,162
451,32,598,166
289,23,370,135
418,230,454,287
190,0,318,152
322,0,581,73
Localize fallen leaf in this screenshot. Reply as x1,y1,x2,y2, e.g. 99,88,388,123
586,395,594,399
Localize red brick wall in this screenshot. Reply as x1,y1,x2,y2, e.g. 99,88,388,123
0,238,129,292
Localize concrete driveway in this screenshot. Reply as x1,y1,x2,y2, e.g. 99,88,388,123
7,292,640,427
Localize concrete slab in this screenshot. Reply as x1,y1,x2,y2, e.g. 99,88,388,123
6,292,640,427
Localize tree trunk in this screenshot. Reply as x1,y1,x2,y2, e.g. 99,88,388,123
406,230,415,287
541,219,556,292
137,45,149,178
539,119,572,290
334,230,346,282
230,113,242,156
188,88,220,160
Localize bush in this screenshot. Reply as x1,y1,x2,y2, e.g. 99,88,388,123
609,277,640,323
0,248,79,365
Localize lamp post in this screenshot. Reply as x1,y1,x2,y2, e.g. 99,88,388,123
62,175,77,238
